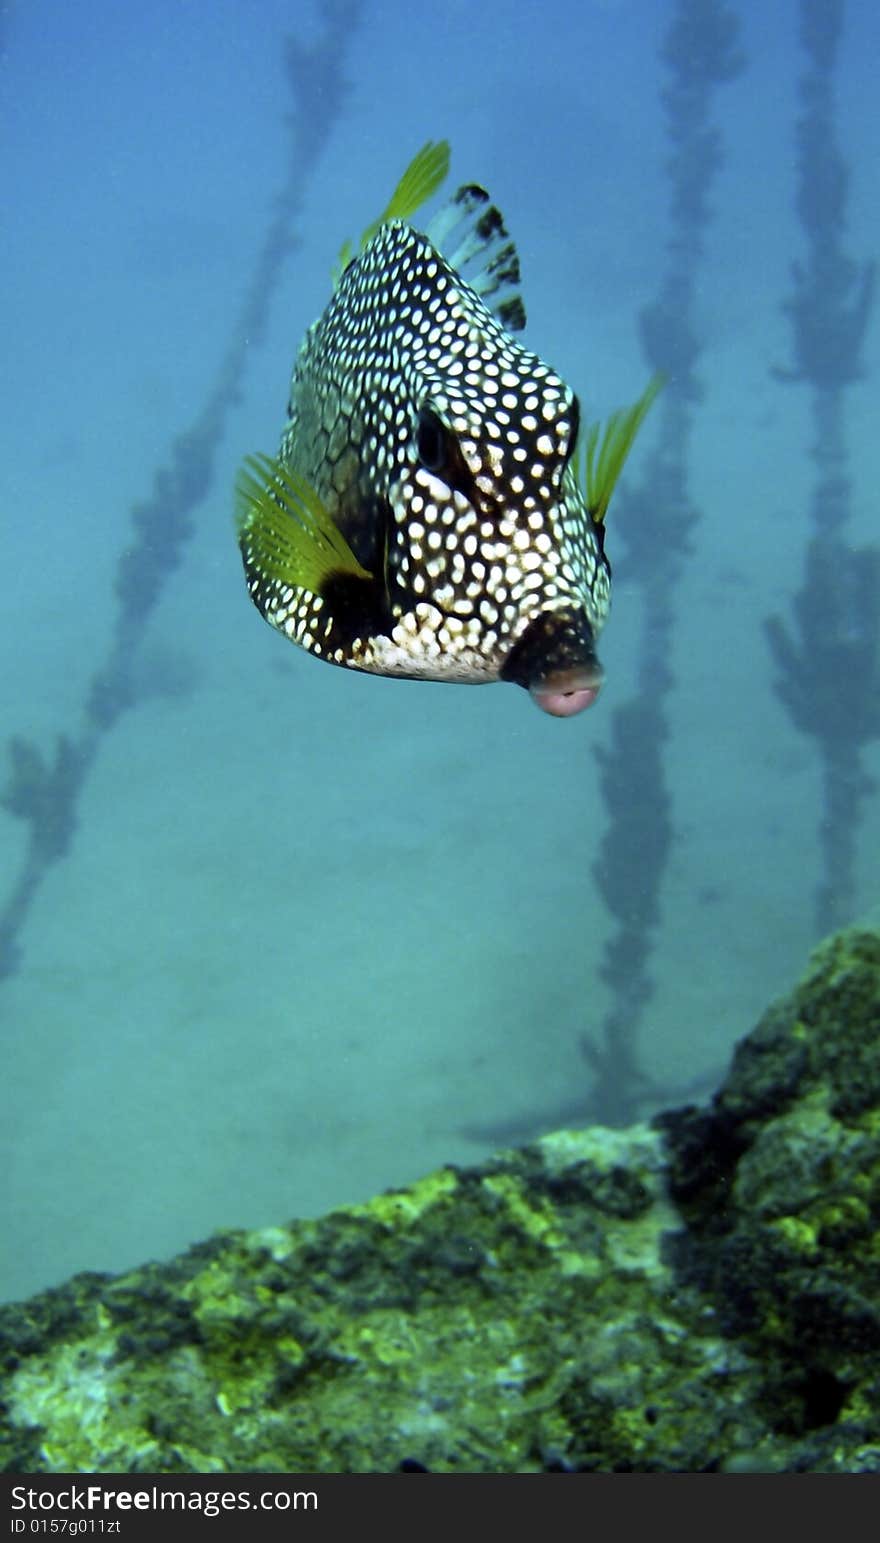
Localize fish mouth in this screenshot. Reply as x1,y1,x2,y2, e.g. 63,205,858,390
528,665,603,717
500,608,604,717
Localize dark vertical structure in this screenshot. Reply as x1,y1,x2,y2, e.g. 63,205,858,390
0,0,360,980
765,0,878,935
583,1,744,1125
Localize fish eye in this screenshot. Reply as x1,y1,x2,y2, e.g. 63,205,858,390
415,401,481,507
416,405,450,474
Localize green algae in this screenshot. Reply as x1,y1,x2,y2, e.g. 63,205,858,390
2,926,879,1473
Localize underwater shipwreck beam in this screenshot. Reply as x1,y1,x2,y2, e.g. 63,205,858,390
765,0,878,935
0,0,361,983
583,0,744,1126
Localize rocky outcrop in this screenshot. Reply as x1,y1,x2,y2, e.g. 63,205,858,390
2,927,878,1473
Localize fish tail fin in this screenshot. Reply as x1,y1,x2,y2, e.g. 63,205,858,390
427,183,526,332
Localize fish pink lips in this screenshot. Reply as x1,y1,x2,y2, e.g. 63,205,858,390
529,667,603,717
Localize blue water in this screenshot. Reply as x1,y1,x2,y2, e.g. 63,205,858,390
1,0,877,1306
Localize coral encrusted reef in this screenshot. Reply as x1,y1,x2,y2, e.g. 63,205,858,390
2,924,879,1473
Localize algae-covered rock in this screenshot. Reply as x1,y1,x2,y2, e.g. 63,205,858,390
658,926,880,1462
1,927,879,1473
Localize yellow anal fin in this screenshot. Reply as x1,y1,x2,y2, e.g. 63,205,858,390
235,452,371,596
579,374,664,524
333,140,451,286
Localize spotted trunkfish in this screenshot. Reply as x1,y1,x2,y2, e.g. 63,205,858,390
236,142,658,716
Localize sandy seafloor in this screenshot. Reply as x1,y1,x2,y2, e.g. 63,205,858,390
1,0,878,1305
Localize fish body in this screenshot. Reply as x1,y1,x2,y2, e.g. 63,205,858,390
237,143,657,715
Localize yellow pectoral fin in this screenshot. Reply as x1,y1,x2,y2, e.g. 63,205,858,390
235,452,371,596
580,373,664,524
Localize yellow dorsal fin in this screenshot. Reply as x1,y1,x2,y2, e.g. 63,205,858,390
368,139,451,237
578,374,664,524
333,140,451,287
235,452,370,596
